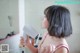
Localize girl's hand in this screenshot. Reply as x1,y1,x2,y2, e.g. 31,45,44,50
19,36,25,47
20,36,38,53
19,35,34,47
25,36,38,53
25,35,35,48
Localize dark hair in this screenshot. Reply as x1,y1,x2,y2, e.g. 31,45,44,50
44,5,72,38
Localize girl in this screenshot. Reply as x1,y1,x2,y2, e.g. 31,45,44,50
20,5,72,53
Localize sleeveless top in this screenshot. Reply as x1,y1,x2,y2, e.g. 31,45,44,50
38,33,69,53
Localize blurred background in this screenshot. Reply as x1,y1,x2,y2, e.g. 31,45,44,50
0,0,80,53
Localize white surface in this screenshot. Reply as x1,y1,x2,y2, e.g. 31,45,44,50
0,34,31,53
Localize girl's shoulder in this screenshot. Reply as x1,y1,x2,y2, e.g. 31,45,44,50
54,43,69,53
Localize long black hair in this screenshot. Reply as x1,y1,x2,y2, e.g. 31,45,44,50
44,5,72,38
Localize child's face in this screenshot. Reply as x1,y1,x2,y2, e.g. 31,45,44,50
42,17,49,29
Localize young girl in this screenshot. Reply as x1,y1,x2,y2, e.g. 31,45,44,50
20,5,72,53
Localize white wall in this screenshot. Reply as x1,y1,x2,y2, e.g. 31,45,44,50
25,0,80,53
0,0,19,38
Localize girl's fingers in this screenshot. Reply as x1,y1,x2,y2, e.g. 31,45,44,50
20,36,24,41
26,35,35,46
20,36,24,39
26,35,30,43
20,36,25,46
31,38,35,45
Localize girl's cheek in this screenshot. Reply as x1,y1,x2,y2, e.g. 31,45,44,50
42,18,48,29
